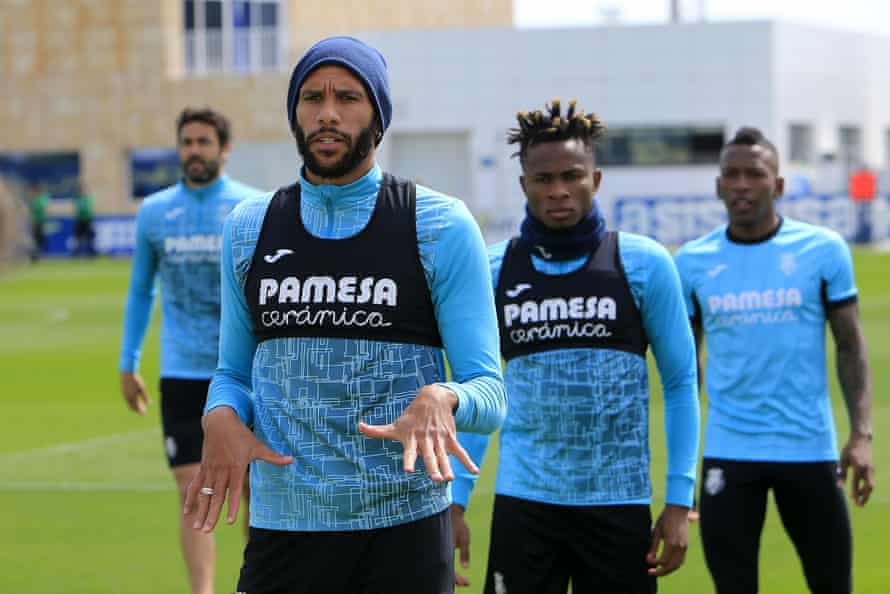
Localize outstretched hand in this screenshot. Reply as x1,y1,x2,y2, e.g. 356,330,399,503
358,384,477,482
183,407,293,533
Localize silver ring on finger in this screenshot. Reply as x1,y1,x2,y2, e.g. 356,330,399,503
199,486,216,496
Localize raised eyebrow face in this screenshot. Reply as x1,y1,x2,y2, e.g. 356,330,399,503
300,81,367,101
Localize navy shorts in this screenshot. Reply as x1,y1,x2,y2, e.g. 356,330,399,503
159,378,209,468
236,510,453,594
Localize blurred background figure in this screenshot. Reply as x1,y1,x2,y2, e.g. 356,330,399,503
72,180,96,257
0,179,21,271
27,183,49,262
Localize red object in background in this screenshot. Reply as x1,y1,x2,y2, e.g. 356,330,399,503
849,169,877,202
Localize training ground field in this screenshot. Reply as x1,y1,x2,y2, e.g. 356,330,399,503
1,254,888,594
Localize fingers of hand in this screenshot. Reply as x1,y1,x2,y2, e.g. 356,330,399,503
448,438,479,475
459,536,470,566
191,475,214,530
420,436,442,482
436,437,454,482
254,444,294,467
854,465,875,505
226,476,245,524
646,522,664,560
199,474,230,533
357,421,396,440
648,544,686,576
455,572,471,587
402,434,418,473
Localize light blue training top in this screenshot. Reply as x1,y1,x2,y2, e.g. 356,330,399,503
119,175,261,378
674,217,857,462
206,164,507,531
453,232,700,509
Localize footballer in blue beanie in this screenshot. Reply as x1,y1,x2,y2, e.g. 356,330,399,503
287,36,391,180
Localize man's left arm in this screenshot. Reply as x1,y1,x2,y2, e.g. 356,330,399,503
358,199,506,483
828,301,874,506
637,241,700,576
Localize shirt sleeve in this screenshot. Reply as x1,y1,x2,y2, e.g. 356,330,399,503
450,240,509,506
672,247,698,321
636,240,700,508
119,206,158,373
204,213,256,426
821,233,858,307
430,201,507,434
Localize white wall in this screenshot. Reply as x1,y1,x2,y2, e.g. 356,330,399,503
360,22,776,236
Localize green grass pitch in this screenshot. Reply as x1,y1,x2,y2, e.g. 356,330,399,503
1,253,888,593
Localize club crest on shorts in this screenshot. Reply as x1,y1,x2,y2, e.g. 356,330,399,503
165,436,178,460
493,571,508,594
705,467,725,496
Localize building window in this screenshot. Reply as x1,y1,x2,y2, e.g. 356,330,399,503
0,152,80,199
184,0,284,74
789,123,813,164
838,125,863,169
597,127,724,166
130,149,180,200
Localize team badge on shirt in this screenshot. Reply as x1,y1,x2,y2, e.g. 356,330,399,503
780,252,797,275
705,467,725,496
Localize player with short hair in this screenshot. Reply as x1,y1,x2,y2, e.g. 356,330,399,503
452,99,700,594
118,106,261,594
674,126,875,594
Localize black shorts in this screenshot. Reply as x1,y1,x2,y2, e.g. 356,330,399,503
484,494,656,594
236,510,453,594
159,378,209,468
699,458,851,594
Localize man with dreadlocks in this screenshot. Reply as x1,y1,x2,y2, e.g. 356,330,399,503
450,99,700,593
674,127,874,594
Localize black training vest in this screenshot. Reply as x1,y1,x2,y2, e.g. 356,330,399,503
495,232,647,360
245,174,443,347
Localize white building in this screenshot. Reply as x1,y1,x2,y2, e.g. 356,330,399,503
339,21,890,244
176,20,890,248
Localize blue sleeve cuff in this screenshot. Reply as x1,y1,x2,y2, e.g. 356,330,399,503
118,356,137,373
205,374,254,427
438,381,473,428
665,475,696,508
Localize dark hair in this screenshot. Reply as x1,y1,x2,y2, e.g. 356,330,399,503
724,126,778,161
507,98,607,163
176,107,231,146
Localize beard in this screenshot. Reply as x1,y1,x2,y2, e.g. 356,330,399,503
181,156,221,185
294,124,375,181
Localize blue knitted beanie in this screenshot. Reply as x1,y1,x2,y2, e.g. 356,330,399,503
286,36,391,135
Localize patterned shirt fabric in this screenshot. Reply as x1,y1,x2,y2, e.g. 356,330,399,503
206,164,506,531
119,175,262,378
674,217,857,462
453,233,699,508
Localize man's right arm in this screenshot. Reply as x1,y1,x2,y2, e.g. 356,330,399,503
185,212,293,532
119,206,158,374
119,207,158,414
204,214,256,426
